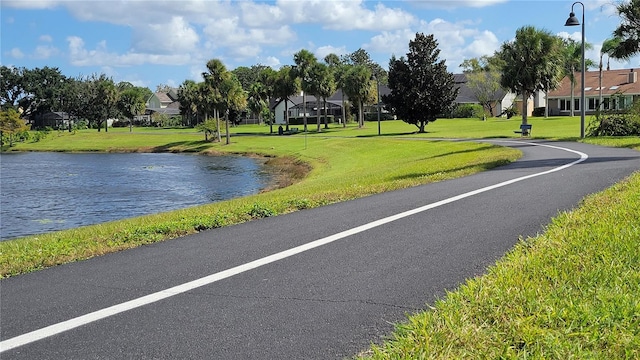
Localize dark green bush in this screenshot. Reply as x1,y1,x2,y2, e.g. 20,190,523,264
451,104,485,119
532,107,546,117
588,100,640,136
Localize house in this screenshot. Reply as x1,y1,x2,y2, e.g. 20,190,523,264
453,73,518,117
272,85,392,125
137,88,181,124
547,68,640,115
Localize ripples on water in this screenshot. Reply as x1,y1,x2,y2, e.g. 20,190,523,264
0,152,273,240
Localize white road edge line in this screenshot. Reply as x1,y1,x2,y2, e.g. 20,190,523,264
0,141,588,353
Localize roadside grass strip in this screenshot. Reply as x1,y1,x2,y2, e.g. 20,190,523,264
360,171,640,359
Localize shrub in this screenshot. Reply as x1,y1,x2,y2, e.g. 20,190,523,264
451,104,485,119
532,107,546,117
588,100,640,136
503,105,520,119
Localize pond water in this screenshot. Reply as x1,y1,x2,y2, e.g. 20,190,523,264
0,152,273,241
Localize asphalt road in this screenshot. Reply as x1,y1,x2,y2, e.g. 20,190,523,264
2,140,639,359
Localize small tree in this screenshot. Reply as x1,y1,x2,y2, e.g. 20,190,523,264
384,33,458,133
0,108,30,147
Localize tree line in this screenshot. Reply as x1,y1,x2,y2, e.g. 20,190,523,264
2,1,638,145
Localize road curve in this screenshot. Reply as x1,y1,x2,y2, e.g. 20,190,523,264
2,140,639,359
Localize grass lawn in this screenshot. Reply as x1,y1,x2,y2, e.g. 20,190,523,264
2,115,639,358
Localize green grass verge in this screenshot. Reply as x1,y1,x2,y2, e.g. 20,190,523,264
359,169,640,359
0,125,520,278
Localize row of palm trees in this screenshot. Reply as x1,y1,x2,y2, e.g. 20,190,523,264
177,50,382,142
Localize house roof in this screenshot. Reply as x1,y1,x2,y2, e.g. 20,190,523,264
154,92,174,104
548,68,640,98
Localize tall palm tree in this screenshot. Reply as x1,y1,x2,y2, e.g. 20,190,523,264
178,80,199,126
325,53,350,128
293,49,317,132
599,37,622,110
499,26,564,125
308,62,335,131
203,59,229,142
562,38,594,116
341,65,372,128
272,66,299,131
610,0,640,60
220,74,246,144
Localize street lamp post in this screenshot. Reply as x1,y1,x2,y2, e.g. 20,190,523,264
565,1,585,139
376,76,381,136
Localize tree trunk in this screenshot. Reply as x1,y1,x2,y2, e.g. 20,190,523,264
317,101,321,132
225,112,230,145
418,120,426,133
522,91,529,125
302,92,307,132
323,100,329,129
285,98,289,131
358,101,363,128
215,109,221,143
341,94,346,128
570,70,575,117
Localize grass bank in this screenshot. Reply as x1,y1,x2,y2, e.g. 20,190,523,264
1,123,520,277
359,169,640,359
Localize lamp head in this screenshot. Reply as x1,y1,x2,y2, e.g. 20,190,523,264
565,12,580,26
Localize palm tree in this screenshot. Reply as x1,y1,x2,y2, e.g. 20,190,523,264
258,67,277,132
599,37,622,111
499,26,564,125
341,65,372,128
293,49,317,132
308,62,335,131
562,38,594,116
203,59,229,142
219,74,246,144
325,53,350,127
610,0,640,60
272,66,299,132
178,80,199,126
247,82,268,125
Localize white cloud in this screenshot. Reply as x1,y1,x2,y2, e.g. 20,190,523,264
315,45,348,60
132,16,199,54
409,0,508,10
262,56,281,68
7,48,25,59
33,45,59,59
203,17,295,47
366,29,416,57
67,36,191,67
240,2,285,27
277,1,416,31
39,34,53,42
2,0,60,9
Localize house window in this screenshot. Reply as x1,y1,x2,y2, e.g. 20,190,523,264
588,98,600,110
559,99,571,111
574,98,580,111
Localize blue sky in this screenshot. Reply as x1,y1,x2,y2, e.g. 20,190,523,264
2,0,639,90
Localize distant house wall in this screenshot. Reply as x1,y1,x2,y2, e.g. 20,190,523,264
547,69,640,116
147,94,162,109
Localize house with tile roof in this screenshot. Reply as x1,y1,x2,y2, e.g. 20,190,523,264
547,68,640,116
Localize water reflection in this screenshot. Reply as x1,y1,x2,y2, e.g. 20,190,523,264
0,152,272,240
